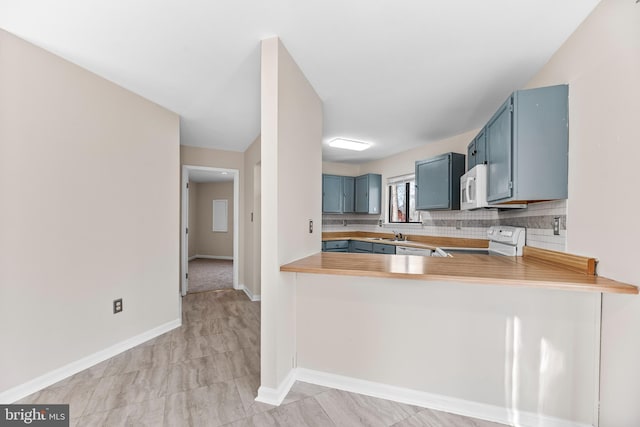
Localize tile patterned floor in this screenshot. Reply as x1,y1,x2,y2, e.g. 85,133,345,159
17,289,509,426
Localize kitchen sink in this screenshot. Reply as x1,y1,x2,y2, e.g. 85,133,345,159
370,237,413,243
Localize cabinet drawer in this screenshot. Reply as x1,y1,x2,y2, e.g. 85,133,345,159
373,243,396,254
324,240,349,250
350,241,373,253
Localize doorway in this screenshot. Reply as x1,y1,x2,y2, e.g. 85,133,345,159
181,165,240,296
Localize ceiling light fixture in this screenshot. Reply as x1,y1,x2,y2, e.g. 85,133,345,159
328,138,371,151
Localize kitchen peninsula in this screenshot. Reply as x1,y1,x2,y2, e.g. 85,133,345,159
282,251,638,294
281,234,637,427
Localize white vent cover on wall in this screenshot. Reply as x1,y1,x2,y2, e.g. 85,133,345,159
212,199,228,232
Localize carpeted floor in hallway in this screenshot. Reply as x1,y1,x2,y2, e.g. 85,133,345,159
188,258,233,293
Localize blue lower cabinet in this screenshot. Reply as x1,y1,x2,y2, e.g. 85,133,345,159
322,240,349,252
323,240,398,255
373,243,396,254
349,240,373,253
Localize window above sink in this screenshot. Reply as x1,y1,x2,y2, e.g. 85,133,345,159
388,174,420,223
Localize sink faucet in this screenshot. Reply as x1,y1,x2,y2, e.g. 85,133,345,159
392,230,402,241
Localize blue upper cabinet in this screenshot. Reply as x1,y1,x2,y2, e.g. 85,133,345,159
467,129,486,171
322,174,367,214
486,84,569,203
415,153,466,210
343,176,355,213
322,174,344,213
355,173,382,214
486,99,513,201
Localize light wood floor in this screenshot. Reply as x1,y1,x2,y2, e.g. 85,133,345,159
17,289,509,426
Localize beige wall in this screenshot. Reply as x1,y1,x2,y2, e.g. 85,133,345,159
181,145,244,170
259,37,323,393
0,30,180,394
188,182,198,257
522,1,640,425
243,136,261,298
359,131,472,179
296,274,599,424
193,181,234,257
180,145,246,285
322,161,361,176
322,129,472,184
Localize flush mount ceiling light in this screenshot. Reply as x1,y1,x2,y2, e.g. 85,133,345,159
328,138,371,151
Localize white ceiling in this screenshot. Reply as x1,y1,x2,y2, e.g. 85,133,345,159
0,0,600,163
189,169,234,184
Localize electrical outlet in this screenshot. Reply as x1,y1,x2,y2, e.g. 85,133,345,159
113,298,123,314
456,220,462,230
309,219,313,233
553,217,560,235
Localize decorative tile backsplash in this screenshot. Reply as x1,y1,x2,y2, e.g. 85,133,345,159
322,200,567,251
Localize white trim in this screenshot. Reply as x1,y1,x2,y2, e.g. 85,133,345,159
181,166,189,296
0,319,181,404
239,284,261,302
255,369,296,406
232,170,240,290
192,255,233,261
188,255,198,261
295,368,592,427
593,293,603,427
181,165,240,296
387,173,415,184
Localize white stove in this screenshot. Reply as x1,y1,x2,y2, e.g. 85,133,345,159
486,226,526,256
438,226,526,257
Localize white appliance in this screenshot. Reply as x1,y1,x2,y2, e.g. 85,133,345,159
460,165,526,210
396,246,433,256
441,225,526,256
486,225,526,256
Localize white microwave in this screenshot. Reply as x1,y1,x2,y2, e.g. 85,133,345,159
460,165,526,210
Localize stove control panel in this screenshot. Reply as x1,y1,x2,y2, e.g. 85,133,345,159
487,226,526,256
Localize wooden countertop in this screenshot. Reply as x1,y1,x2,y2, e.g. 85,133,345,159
281,252,638,295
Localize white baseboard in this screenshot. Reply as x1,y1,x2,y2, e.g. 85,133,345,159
0,318,181,404
295,368,592,427
239,284,261,302
255,369,296,406
188,255,198,261
192,255,233,261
